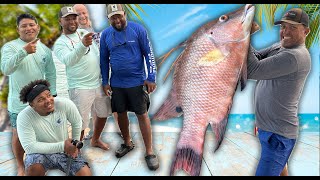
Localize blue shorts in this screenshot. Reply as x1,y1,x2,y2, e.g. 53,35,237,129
255,129,296,176
24,153,89,176
8,111,18,128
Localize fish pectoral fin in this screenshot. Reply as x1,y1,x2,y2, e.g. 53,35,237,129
211,117,228,152
210,105,232,152
152,88,182,121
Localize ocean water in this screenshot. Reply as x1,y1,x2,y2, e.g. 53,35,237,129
53,54,319,133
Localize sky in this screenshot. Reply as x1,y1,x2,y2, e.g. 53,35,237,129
86,4,319,114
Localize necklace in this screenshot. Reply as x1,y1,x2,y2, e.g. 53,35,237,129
64,31,81,48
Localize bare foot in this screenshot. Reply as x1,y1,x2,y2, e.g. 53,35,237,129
91,139,110,150
17,167,25,176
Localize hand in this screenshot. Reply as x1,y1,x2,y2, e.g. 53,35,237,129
103,85,112,96
82,32,94,47
23,38,39,54
64,138,79,158
144,80,156,94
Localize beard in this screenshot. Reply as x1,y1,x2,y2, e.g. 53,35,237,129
112,20,126,31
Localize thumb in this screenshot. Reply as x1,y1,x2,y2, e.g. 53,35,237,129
30,38,40,44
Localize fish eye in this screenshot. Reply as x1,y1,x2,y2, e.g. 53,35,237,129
219,15,228,22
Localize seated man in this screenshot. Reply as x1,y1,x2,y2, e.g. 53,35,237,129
16,79,91,176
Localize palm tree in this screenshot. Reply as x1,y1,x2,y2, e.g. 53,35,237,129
255,4,319,49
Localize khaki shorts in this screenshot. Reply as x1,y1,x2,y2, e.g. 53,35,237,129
69,86,112,130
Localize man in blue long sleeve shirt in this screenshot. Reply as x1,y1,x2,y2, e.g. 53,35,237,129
100,4,159,170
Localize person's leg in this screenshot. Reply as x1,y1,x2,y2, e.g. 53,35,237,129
280,163,289,176
90,86,112,150
117,112,132,146
25,164,46,176
9,112,25,176
136,113,154,155
68,88,95,141
255,129,295,176
90,115,109,150
11,128,25,176
75,165,92,176
24,153,53,176
113,112,123,137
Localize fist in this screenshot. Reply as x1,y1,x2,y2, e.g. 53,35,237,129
24,38,39,54
82,32,94,47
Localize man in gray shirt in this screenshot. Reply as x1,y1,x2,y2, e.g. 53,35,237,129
247,8,311,176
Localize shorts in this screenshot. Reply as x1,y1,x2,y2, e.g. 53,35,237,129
8,111,18,128
69,86,112,130
24,153,89,176
111,85,150,115
255,128,296,176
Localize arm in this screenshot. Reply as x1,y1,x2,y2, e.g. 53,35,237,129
43,45,57,96
247,46,298,80
138,26,157,83
100,31,110,87
65,98,82,140
17,113,65,154
0,44,28,75
53,37,89,67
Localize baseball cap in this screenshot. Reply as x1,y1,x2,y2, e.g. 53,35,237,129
59,6,78,18
107,4,125,19
274,8,309,27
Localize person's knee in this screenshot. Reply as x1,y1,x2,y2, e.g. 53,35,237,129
26,164,46,176
75,165,92,176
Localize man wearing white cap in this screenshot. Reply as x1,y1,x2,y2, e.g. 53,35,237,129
247,8,311,176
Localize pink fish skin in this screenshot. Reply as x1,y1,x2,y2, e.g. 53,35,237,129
153,4,256,176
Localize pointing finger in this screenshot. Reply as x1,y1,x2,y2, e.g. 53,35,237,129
84,32,94,38
30,38,40,44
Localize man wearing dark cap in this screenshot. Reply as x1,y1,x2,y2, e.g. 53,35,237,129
0,13,57,176
53,6,112,151
16,79,91,176
247,8,311,176
100,4,159,170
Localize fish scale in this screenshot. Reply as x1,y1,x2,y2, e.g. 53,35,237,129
153,4,258,176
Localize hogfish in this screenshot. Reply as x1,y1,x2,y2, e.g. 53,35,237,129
153,4,259,176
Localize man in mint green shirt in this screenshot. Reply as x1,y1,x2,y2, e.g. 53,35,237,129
17,79,91,176
0,13,56,176
53,6,111,150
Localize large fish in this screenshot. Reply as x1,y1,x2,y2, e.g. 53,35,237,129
153,4,259,176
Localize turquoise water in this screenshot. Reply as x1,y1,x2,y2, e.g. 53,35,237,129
114,113,320,132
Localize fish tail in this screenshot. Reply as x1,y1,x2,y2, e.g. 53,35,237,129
170,147,202,176
211,116,228,152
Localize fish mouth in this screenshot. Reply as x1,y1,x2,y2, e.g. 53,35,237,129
242,4,255,30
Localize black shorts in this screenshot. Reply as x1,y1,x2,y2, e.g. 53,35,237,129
111,85,150,115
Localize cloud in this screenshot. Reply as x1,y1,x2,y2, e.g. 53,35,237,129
159,5,209,40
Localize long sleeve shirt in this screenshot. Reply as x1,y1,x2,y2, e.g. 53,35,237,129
247,43,311,139
53,29,101,90
100,21,157,88
16,97,82,154
1,38,56,113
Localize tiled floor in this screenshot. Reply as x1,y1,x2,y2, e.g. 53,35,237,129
0,131,318,176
